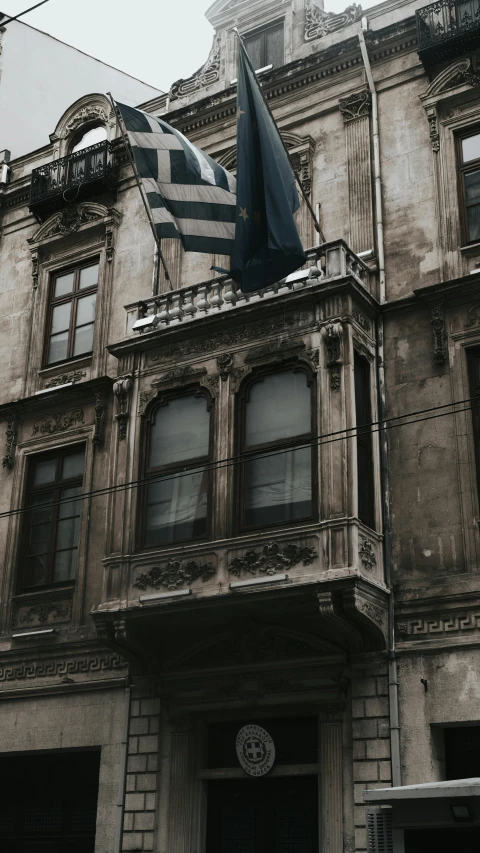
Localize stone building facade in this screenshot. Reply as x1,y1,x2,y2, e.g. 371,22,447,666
0,0,480,850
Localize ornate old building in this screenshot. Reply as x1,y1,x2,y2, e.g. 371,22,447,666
0,0,480,850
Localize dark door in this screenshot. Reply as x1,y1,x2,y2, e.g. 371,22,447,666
206,776,318,853
405,828,480,853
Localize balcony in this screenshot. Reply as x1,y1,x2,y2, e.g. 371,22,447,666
125,240,371,336
29,140,117,220
416,0,480,73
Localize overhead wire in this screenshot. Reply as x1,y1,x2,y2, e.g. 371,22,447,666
0,393,478,521
0,0,51,26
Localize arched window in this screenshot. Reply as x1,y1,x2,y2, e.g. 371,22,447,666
144,393,212,546
240,368,315,530
71,125,107,153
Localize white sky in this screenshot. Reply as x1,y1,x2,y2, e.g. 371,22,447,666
2,0,381,93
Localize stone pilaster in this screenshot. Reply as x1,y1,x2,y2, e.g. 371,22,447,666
167,715,196,853
339,91,374,255
320,721,343,852
122,683,160,852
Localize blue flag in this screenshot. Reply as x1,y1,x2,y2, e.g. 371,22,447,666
231,41,307,293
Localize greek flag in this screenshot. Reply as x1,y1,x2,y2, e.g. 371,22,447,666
115,101,237,256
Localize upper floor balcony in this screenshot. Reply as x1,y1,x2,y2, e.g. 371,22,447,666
29,140,117,221
125,240,372,337
416,0,480,73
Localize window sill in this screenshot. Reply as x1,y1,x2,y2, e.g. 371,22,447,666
460,242,480,255
38,355,92,378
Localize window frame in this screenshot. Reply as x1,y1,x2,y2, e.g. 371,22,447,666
243,19,285,71
456,125,480,246
236,362,318,534
139,386,215,549
44,258,99,367
354,354,375,530
19,444,86,593
467,347,480,499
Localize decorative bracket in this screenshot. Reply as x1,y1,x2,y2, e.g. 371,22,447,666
2,409,17,469
323,322,343,390
318,579,388,651
339,90,372,123
431,301,447,365
113,375,133,441
93,391,106,446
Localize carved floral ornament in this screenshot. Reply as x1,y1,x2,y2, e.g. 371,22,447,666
63,106,109,137
339,90,371,123
170,36,221,100
229,541,317,577
134,559,216,591
2,410,17,469
113,375,133,441
305,0,363,41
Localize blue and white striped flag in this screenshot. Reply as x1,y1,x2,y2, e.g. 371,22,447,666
115,101,237,256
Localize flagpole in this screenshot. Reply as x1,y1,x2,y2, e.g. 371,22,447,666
107,94,172,291
232,30,326,244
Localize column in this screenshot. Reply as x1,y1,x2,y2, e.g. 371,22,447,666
339,91,374,255
320,721,343,853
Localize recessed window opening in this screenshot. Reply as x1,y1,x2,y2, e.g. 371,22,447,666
144,392,212,546
244,20,284,70
445,726,480,779
71,125,107,153
457,129,480,244
46,260,99,366
240,368,314,530
20,446,85,591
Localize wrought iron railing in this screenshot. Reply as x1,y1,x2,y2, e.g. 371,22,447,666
416,0,480,49
30,140,116,205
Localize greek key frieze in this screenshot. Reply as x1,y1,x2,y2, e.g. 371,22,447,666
396,612,480,639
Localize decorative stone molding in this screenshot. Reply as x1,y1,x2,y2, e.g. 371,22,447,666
64,106,108,137
290,149,313,197
12,595,73,629
352,306,371,332
201,373,220,398
134,559,216,591
151,365,207,389
305,0,363,41
113,375,133,441
323,322,343,390
2,410,17,469
217,353,233,380
245,340,305,365
359,539,377,571
0,654,126,683
425,58,480,98
431,301,446,365
31,252,39,290
93,392,106,446
396,610,480,640
339,90,371,123
170,36,220,100
45,370,86,388
138,390,156,416
465,303,480,327
36,203,102,240
148,313,309,363
229,367,249,394
229,541,317,577
318,579,388,651
32,408,84,435
427,107,440,152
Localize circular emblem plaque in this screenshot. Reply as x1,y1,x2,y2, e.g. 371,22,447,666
236,724,275,777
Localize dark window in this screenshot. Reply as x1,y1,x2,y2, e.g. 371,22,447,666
240,368,314,530
445,726,480,778
0,750,100,852
354,355,375,529
144,393,212,546
468,349,480,497
244,21,284,70
46,261,99,365
457,129,480,245
21,446,85,590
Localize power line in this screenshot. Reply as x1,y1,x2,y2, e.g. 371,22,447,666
1,394,478,522
0,0,51,26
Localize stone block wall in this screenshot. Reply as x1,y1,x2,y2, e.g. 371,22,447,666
122,682,160,852
351,659,392,852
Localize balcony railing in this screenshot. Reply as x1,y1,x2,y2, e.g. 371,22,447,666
416,0,480,67
125,240,371,335
29,140,117,218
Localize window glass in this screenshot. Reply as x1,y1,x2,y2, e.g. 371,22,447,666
265,23,284,68
71,126,107,153
245,371,310,447
149,396,210,468
245,31,263,70
465,170,480,242
244,447,312,527
22,449,84,590
462,132,480,163
79,263,99,290
146,469,208,545
73,293,96,357
33,458,57,486
54,272,75,298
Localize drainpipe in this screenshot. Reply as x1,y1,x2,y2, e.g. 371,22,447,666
114,680,131,853
358,23,401,788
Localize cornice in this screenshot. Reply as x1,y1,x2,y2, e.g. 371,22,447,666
0,375,114,421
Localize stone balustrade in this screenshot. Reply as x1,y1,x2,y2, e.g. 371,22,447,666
125,240,371,335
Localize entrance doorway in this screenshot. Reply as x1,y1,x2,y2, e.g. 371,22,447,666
206,776,318,853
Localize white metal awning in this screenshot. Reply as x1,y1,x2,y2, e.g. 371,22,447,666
364,778,480,803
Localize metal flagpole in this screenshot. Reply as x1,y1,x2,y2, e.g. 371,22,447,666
107,94,172,291
233,29,326,244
